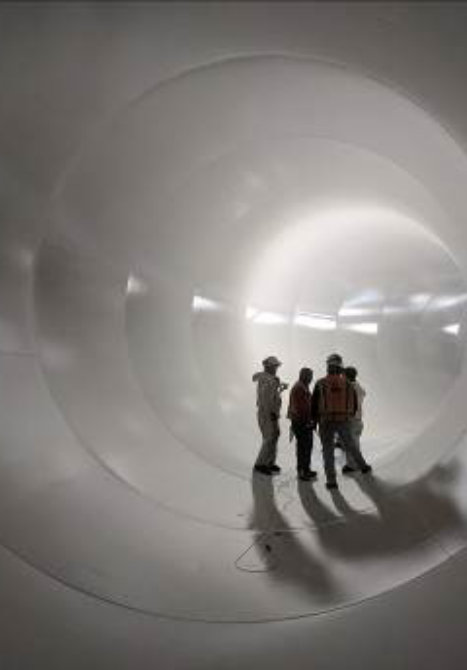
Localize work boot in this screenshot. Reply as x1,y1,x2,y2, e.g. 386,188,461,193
342,464,356,474
253,465,272,475
298,470,312,481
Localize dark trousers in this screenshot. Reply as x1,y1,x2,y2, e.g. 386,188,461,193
319,420,368,482
291,421,313,473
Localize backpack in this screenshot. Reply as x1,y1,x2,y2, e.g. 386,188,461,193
319,374,354,421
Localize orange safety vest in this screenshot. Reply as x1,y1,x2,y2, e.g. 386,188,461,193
318,374,355,421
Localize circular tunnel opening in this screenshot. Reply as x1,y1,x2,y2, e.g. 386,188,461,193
52,54,467,492
241,204,467,465
19,51,467,623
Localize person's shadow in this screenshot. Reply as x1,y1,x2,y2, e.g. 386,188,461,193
298,479,359,528
242,459,466,608
241,473,343,603
299,459,466,562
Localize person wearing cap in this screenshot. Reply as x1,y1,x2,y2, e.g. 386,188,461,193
252,356,288,475
287,367,317,481
311,355,372,489
326,353,360,464
327,353,344,367
326,353,346,453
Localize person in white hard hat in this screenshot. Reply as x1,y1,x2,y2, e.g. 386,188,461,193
326,353,343,365
252,356,288,475
311,355,372,490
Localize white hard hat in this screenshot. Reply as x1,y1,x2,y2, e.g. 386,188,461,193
262,355,282,367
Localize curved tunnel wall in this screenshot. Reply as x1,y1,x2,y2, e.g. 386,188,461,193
3,2,467,667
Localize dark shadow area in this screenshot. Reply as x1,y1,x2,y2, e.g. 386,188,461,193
242,459,466,607
241,473,343,603
298,459,466,561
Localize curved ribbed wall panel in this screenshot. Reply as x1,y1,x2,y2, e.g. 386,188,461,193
2,3,467,667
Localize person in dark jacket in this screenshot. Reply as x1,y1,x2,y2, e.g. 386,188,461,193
287,367,317,481
311,356,372,490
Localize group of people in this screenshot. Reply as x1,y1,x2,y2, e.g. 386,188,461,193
252,353,372,490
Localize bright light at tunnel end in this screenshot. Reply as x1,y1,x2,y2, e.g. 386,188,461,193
343,321,379,335
443,323,461,336
192,294,223,312
126,274,148,296
294,312,337,330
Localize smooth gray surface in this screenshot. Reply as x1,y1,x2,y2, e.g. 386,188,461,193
2,1,467,666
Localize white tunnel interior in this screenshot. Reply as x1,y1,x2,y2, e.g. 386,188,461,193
3,2,467,667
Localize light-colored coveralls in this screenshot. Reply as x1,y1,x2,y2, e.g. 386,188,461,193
253,371,282,468
346,380,366,467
